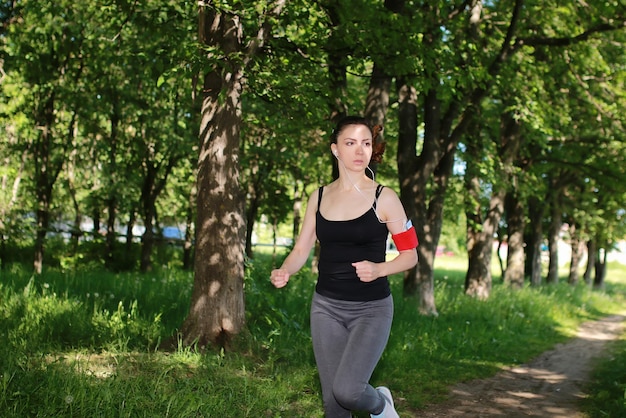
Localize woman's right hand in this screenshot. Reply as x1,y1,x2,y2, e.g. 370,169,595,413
270,268,290,288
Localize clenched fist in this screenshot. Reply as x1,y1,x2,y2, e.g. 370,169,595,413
270,268,290,288
352,260,381,282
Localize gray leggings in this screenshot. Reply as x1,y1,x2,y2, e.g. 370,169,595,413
310,292,393,417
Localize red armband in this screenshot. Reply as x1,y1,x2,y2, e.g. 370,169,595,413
392,225,419,251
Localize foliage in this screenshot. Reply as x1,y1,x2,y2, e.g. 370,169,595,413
0,256,624,416
1,0,625,279
0,0,198,272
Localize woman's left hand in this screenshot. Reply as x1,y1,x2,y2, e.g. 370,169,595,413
352,260,380,282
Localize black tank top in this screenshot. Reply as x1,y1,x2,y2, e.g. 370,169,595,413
315,184,391,301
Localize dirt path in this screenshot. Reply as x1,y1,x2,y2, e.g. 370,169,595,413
417,314,626,418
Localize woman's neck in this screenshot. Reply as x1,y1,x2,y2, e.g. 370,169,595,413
336,174,375,192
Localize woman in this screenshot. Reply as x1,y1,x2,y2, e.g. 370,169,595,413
270,116,418,417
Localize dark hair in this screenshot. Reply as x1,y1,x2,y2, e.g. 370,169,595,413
330,116,385,164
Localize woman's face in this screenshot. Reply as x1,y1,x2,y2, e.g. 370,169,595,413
332,124,373,169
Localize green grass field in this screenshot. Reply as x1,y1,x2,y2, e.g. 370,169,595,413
1,255,625,417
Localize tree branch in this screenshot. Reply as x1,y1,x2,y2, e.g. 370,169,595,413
445,0,524,152
244,0,286,66
516,20,626,48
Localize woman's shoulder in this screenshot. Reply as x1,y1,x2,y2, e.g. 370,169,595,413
376,183,398,196
307,185,326,205
376,184,402,206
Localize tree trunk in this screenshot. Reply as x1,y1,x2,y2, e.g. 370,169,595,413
495,234,505,281
292,183,303,243
412,147,455,312
465,110,520,298
139,205,155,273
546,192,562,284
1,147,28,268
567,222,583,284
33,93,58,274
364,64,391,126
397,79,438,314
593,247,607,289
245,191,260,258
363,63,391,176
463,128,506,300
324,1,349,182
68,180,81,253
139,156,175,273
105,194,117,267
118,208,136,270
584,239,596,285
183,179,196,271
504,190,525,288
92,206,101,240
66,142,82,254
139,163,158,273
464,191,505,299
105,103,120,269
179,6,250,350
525,196,544,286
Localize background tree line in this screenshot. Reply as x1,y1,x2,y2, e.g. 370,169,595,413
2,0,625,347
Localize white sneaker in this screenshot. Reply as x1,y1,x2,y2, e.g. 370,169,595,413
372,386,399,418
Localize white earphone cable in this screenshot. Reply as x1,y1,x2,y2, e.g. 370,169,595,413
334,153,404,225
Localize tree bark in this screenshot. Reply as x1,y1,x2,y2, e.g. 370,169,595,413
463,130,500,300
364,64,391,126
178,1,289,349
245,187,260,258
396,78,438,314
593,246,607,289
584,239,596,285
104,102,120,269
183,180,196,271
525,196,545,286
465,112,520,298
504,190,525,288
364,63,391,176
465,190,505,299
140,156,176,273
125,208,137,263
139,155,158,273
567,222,583,284
546,189,562,284
33,93,61,274
291,183,304,243
1,147,28,268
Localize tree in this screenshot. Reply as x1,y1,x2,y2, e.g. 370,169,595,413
395,1,626,309
3,0,93,273
178,1,285,349
464,110,522,298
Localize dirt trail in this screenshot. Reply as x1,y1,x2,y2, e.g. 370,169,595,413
417,314,626,418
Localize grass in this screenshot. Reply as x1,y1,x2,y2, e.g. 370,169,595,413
582,334,626,418
0,254,625,417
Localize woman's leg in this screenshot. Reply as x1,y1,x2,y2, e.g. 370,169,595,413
310,293,352,418
311,293,393,416
331,295,393,414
